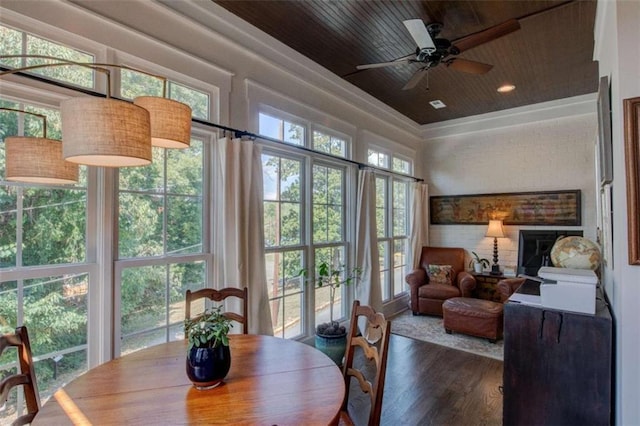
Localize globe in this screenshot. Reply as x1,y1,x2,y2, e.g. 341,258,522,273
550,236,601,270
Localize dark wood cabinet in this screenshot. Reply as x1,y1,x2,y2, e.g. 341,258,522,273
472,272,505,302
503,291,613,425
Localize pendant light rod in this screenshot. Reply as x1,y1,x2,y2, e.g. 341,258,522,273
2,55,190,150
0,55,171,96
0,107,48,137
0,61,422,182
1,55,153,167
0,57,112,97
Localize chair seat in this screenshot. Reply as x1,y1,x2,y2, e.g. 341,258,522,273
418,283,461,300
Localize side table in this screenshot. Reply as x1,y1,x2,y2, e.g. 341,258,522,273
471,271,505,302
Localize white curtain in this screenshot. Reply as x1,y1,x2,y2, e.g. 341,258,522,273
409,182,429,269
354,169,382,312
214,137,273,335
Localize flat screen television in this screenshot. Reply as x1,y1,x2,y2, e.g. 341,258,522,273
517,230,583,276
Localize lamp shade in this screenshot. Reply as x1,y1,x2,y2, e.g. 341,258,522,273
133,96,192,149
5,136,79,184
486,219,505,238
61,97,152,167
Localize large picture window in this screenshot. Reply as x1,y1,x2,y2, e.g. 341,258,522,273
0,96,89,422
117,137,207,354
312,163,347,325
115,67,213,355
369,149,412,300
260,108,351,338
262,152,305,338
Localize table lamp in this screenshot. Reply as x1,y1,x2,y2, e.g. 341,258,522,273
486,219,505,275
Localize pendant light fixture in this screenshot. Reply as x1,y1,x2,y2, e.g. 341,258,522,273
61,96,152,167
1,55,193,170
134,76,192,148
2,108,79,184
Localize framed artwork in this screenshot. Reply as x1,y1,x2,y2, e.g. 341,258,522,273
430,190,581,226
624,97,640,265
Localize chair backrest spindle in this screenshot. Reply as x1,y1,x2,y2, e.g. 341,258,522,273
185,287,248,334
0,326,40,426
341,300,391,426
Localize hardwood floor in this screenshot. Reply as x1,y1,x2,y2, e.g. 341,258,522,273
346,333,504,426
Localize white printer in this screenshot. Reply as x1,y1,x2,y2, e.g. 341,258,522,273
537,266,598,314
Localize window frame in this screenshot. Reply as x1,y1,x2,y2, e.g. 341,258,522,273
113,128,214,357
258,106,356,339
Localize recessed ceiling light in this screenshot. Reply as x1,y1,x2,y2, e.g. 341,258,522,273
429,100,446,109
497,84,516,93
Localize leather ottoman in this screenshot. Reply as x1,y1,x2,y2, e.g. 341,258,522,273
442,297,504,343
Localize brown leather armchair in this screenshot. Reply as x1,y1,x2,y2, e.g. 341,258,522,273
496,277,526,302
406,246,477,316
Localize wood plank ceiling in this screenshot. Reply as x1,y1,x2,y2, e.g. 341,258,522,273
213,0,599,125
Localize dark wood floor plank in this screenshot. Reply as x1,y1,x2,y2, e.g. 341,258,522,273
346,333,503,425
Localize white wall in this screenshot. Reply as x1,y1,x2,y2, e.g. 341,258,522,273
594,1,640,424
422,98,597,270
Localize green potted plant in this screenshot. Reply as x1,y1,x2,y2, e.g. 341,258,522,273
310,258,361,366
184,306,233,390
469,251,490,273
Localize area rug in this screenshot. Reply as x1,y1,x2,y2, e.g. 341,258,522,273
389,310,504,360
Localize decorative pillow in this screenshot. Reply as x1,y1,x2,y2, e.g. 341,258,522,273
427,264,454,286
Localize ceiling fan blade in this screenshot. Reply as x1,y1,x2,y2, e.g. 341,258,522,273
403,19,436,51
356,58,411,70
446,58,493,74
402,68,428,91
452,19,521,53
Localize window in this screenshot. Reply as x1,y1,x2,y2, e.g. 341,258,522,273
0,23,94,88
312,163,347,325
393,157,411,175
259,112,305,145
1,18,222,423
368,149,389,168
392,180,410,296
375,176,390,300
367,146,412,299
117,138,207,353
313,130,347,158
120,69,210,120
260,108,352,339
368,148,413,176
374,176,411,301
115,69,213,355
262,153,305,338
0,97,89,422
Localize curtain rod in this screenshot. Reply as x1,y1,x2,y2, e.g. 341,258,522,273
0,66,423,182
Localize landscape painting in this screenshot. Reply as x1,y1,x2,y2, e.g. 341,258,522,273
430,190,581,226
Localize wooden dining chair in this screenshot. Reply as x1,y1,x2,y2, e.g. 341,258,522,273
0,326,40,426
339,300,391,426
185,287,249,334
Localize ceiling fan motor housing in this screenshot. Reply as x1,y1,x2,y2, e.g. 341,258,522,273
416,38,452,64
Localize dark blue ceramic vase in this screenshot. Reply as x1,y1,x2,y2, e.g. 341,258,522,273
186,344,231,390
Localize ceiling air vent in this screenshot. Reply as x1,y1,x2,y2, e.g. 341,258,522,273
429,100,446,109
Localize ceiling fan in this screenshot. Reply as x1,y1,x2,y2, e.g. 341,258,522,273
356,18,521,90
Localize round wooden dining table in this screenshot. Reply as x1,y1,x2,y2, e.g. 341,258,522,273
33,334,345,425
